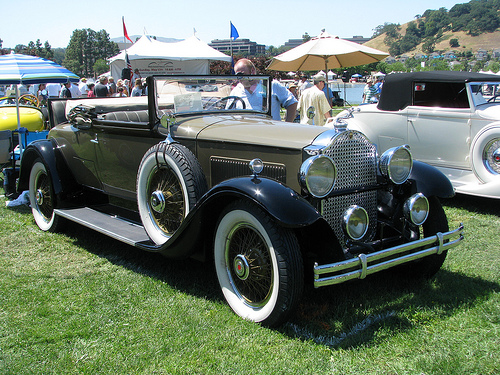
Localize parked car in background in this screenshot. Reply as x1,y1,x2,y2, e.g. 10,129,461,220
333,71,500,199
18,75,463,326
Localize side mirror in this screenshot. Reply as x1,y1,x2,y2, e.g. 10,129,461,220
160,112,176,131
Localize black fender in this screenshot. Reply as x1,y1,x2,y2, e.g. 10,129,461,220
17,139,82,207
18,139,63,194
206,176,321,227
137,176,323,257
409,160,455,198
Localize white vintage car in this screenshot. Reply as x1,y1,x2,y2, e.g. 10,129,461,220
333,71,500,199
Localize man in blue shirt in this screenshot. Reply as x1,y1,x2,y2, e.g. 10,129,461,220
232,59,297,122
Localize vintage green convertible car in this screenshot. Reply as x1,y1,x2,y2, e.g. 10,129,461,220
17,75,464,326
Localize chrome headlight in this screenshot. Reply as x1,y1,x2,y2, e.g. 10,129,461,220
249,158,264,175
299,155,336,198
379,145,413,184
404,193,429,225
342,205,369,241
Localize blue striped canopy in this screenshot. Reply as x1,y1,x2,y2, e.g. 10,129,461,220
0,53,79,84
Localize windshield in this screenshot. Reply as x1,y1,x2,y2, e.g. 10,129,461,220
153,75,271,117
469,81,500,106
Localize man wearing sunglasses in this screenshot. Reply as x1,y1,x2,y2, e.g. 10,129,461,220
231,59,297,122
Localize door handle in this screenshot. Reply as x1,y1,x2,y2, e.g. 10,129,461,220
90,135,98,144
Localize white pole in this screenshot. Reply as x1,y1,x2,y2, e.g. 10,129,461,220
15,84,23,155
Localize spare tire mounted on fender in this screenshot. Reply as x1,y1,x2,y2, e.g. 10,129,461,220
137,142,207,245
470,127,500,183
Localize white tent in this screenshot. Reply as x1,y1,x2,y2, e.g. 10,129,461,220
109,35,232,80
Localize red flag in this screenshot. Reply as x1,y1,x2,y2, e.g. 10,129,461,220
122,16,133,43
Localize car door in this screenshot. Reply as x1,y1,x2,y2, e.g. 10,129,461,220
50,123,102,190
93,129,160,200
406,81,472,170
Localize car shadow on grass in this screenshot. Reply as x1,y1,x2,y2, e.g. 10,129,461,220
282,268,499,349
11,204,498,350
443,193,500,217
63,220,223,301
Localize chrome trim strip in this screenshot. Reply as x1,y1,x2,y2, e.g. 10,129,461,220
313,224,464,288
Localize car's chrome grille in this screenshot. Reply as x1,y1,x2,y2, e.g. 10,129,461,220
210,156,286,185
324,131,378,190
321,131,378,247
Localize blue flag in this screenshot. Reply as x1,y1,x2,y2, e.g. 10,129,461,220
230,22,239,40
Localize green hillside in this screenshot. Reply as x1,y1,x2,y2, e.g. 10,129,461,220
364,0,500,56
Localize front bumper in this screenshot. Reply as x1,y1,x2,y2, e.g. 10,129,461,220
314,224,464,287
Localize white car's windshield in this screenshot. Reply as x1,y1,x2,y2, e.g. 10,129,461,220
469,81,500,106
153,75,271,116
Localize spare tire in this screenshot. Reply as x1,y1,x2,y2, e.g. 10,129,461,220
137,143,207,245
470,127,500,183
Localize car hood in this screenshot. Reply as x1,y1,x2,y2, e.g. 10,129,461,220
476,104,500,120
175,114,327,150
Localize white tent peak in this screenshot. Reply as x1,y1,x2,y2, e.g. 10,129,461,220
109,35,231,79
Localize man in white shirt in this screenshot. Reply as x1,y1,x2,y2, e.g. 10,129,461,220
46,83,61,98
298,73,331,126
69,83,81,98
297,74,313,98
78,78,89,97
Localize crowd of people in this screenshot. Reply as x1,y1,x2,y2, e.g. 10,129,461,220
1,62,384,127
362,76,384,103
232,59,339,125
64,73,148,99
0,69,148,105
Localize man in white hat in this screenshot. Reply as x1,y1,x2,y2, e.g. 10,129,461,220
298,73,331,126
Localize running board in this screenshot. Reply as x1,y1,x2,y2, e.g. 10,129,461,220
54,207,150,246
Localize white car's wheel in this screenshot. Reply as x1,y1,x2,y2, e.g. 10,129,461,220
137,143,207,245
471,127,500,183
214,200,303,326
29,160,64,232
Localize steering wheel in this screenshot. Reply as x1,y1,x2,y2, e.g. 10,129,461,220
487,94,500,103
19,93,40,107
206,96,246,110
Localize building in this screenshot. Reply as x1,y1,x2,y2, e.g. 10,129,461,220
345,36,371,44
209,39,266,55
284,39,303,49
476,49,488,61
283,35,371,49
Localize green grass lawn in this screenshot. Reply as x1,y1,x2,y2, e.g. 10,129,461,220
0,190,498,374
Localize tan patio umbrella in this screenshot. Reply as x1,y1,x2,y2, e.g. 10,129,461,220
267,31,389,107
267,30,389,72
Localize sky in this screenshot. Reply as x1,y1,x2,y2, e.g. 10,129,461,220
2,0,463,49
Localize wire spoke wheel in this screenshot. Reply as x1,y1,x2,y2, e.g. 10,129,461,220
147,164,185,235
226,223,273,307
35,172,53,221
214,200,303,326
137,143,207,245
29,160,64,232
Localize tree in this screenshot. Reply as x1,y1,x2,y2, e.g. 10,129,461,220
302,33,311,43
93,59,109,76
450,38,460,48
488,61,500,73
422,38,436,54
372,22,400,38
43,41,54,60
64,28,119,77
